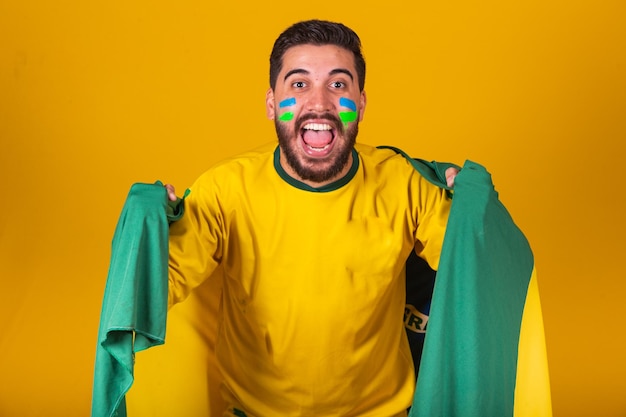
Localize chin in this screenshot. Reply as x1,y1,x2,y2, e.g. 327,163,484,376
275,117,358,183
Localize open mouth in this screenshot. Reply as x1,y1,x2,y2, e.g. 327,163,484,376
300,122,337,154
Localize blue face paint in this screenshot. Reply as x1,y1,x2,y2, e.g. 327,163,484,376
279,97,296,108
339,97,357,112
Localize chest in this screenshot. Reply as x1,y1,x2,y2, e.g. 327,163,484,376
221,181,416,294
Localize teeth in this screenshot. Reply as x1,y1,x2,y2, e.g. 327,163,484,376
308,143,330,150
303,123,332,131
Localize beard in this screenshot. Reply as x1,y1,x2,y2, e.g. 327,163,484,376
275,112,359,184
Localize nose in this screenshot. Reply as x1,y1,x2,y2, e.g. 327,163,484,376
305,85,334,113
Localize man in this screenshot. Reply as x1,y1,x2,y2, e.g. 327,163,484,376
166,19,458,417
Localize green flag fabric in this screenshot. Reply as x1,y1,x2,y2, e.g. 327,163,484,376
379,146,550,416
411,160,533,416
91,182,182,417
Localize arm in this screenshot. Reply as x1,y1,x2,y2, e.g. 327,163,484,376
413,174,452,271
165,177,224,309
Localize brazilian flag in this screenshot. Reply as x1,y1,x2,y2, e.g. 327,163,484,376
91,183,184,417
393,150,552,417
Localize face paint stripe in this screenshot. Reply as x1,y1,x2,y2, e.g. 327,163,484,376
339,97,357,112
279,112,294,121
279,97,296,108
339,111,358,123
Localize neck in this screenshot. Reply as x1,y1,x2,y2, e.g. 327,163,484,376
278,148,354,188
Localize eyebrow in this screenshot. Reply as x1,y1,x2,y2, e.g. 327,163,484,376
283,68,355,82
329,68,354,81
284,68,309,81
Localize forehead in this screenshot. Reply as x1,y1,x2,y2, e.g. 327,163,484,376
280,44,357,77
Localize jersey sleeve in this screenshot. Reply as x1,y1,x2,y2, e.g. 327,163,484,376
374,145,454,271
412,171,452,271
168,172,225,308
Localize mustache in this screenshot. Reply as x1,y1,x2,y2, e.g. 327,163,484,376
295,112,343,131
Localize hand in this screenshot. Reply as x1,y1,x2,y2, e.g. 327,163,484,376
445,167,459,188
164,184,178,201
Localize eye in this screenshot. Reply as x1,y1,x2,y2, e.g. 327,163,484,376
330,81,346,89
292,81,306,88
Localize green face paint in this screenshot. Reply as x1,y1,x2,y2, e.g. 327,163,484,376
279,112,294,121
339,111,358,124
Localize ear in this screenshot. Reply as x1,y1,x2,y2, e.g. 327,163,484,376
358,91,367,122
266,88,275,120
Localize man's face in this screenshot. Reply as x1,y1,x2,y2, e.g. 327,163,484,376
266,44,366,185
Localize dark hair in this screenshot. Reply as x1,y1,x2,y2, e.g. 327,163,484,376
269,20,366,91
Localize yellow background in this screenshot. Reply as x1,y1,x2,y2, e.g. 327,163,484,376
1,1,624,416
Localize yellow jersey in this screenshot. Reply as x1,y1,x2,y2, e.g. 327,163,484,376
168,142,451,417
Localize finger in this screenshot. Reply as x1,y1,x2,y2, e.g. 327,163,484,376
164,184,178,201
445,168,458,188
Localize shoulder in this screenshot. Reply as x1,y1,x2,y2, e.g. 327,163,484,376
355,143,418,174
212,142,276,171
196,143,276,181
355,143,451,196
186,143,277,202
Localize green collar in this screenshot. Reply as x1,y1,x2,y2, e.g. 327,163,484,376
273,146,359,192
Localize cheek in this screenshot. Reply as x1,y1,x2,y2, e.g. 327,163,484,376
278,97,296,122
338,97,358,126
